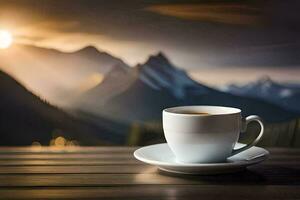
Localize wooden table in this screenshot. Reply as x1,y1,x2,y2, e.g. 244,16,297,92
0,147,299,199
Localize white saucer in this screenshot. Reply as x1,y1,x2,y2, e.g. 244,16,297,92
134,143,269,175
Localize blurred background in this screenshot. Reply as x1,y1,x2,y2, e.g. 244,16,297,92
0,0,299,147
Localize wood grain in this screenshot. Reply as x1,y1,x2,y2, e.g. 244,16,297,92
0,186,299,200
0,147,298,200
0,159,140,166
0,165,298,187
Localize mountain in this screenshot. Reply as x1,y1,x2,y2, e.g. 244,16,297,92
77,53,299,123
0,69,127,145
73,52,212,115
137,52,213,99
0,44,129,106
73,52,208,121
72,63,136,110
98,78,181,122
223,76,300,112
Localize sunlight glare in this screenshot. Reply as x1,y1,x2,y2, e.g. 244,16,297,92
0,30,13,49
79,73,104,92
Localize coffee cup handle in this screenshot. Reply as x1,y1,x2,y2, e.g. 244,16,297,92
231,115,264,156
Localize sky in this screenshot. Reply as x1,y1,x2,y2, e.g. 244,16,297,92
0,0,299,84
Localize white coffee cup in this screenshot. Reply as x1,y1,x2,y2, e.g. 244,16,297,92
163,106,264,163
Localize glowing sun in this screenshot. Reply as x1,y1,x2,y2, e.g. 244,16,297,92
0,30,13,49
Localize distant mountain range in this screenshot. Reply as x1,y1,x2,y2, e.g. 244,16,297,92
74,52,299,123
223,77,300,112
0,44,128,106
0,69,129,145
1,44,300,146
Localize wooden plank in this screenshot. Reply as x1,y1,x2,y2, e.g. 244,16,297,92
0,146,300,154
0,152,297,166
0,165,154,174
0,159,141,166
0,147,136,154
0,153,133,160
0,147,298,156
0,153,297,160
0,148,297,158
0,159,289,166
0,152,297,161
0,165,298,187
0,147,299,156
0,159,297,167
0,162,298,174
266,155,300,161
0,186,299,200
0,147,297,199
266,148,300,153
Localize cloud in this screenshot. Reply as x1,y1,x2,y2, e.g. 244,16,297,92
145,3,261,25
14,20,80,39
1,0,299,69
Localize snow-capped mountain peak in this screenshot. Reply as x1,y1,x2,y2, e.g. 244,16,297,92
225,76,300,112
138,52,210,99
280,89,293,97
